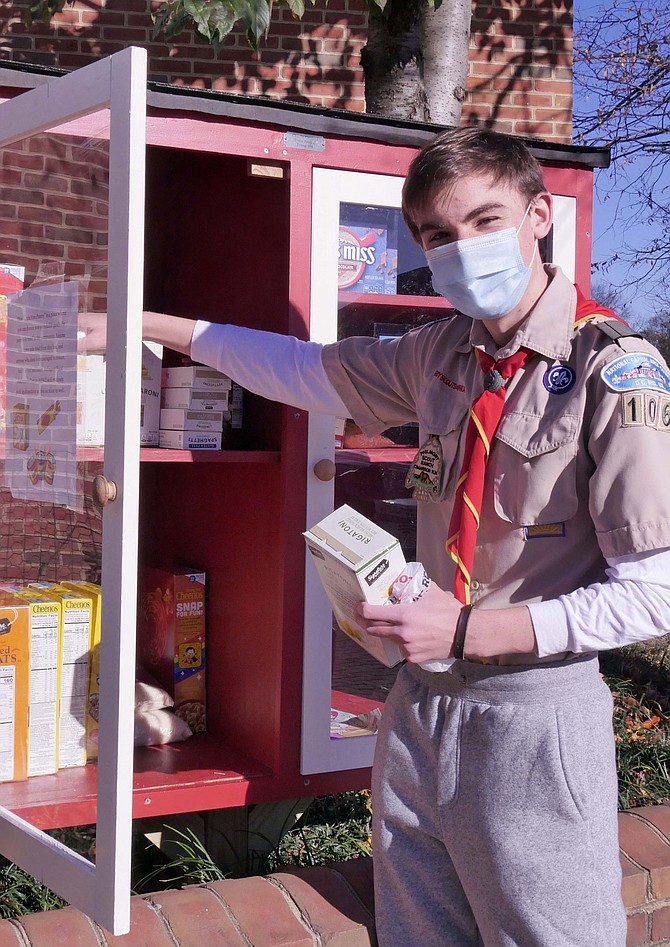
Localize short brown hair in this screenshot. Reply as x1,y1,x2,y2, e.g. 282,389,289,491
402,127,547,242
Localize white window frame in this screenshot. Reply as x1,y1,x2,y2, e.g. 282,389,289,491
302,169,578,776
0,47,146,935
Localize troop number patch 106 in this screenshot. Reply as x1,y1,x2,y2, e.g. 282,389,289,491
621,392,670,431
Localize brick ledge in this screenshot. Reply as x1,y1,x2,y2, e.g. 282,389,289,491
2,807,670,946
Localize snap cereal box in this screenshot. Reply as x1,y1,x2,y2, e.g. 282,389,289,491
138,566,206,733
0,591,30,783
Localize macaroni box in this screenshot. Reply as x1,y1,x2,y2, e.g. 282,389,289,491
140,342,163,446
304,505,405,667
161,365,231,391
159,408,224,432
0,592,30,782
75,343,162,447
138,566,206,733
160,387,229,412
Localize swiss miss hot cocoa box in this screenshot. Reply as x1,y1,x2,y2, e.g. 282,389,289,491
138,566,206,733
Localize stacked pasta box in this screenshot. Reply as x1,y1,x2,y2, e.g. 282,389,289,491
159,365,242,450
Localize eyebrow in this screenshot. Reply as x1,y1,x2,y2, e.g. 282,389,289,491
418,201,507,234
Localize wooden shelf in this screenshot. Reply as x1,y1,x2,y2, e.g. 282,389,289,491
77,448,281,464
0,734,272,829
336,447,416,464
338,292,447,309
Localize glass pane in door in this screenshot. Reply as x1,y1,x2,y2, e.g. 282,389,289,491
329,199,435,738
0,115,109,837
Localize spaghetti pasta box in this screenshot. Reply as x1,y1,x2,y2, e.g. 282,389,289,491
0,592,30,782
159,430,222,450
161,365,231,391
304,504,405,667
138,566,206,733
159,408,224,432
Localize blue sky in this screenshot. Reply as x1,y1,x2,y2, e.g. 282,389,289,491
573,0,667,323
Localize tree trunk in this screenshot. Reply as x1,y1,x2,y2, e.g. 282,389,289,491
361,0,472,125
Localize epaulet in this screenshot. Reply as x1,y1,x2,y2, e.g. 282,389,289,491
594,320,643,343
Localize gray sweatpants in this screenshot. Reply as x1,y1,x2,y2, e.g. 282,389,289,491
371,655,626,947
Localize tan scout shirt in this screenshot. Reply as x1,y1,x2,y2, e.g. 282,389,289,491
321,266,670,632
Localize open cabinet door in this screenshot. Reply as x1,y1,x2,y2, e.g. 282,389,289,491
0,47,146,934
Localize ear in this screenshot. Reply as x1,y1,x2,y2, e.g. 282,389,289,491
531,192,553,239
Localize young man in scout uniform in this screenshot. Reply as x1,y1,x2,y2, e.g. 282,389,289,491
83,127,670,945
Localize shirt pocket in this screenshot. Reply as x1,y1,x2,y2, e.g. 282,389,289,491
492,410,582,525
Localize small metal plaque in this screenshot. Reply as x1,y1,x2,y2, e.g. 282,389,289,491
284,131,326,152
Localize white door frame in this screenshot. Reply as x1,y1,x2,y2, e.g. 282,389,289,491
0,46,146,935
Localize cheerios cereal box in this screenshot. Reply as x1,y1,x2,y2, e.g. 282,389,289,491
138,566,206,734
2,588,60,778
29,583,92,768
62,581,101,761
0,592,30,782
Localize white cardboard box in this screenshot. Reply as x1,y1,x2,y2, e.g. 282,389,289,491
161,365,231,391
140,342,163,446
161,387,230,411
159,429,222,450
304,504,405,667
160,408,224,432
76,354,106,447
76,343,163,447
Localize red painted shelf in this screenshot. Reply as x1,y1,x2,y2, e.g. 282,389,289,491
336,447,416,464
0,734,272,830
338,292,447,309
76,448,281,464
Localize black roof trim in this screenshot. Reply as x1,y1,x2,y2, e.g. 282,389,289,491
0,58,611,169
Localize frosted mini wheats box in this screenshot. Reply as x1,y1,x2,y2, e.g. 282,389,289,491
304,504,405,667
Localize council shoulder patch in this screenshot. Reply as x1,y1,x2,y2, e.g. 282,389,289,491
601,353,670,394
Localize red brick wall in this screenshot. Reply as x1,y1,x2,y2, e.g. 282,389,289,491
0,0,573,142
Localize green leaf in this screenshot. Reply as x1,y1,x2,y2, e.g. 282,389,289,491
284,0,305,16
235,0,272,48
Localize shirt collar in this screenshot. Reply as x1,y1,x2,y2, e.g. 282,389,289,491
461,265,577,360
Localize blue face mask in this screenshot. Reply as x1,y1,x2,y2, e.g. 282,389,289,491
425,204,536,320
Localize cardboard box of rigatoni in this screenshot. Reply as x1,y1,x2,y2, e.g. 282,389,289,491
304,504,405,668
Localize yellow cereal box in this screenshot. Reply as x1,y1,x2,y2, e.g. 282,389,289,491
62,581,101,761
138,566,206,734
2,588,60,778
0,593,30,782
30,583,92,768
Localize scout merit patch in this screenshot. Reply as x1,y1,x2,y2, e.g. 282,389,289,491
601,354,670,431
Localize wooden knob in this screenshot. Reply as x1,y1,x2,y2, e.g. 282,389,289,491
313,459,336,482
92,474,118,508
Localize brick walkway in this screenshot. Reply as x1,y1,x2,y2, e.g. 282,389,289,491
1,807,670,946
